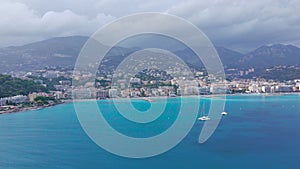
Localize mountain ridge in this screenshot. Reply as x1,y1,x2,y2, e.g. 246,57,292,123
0,36,299,73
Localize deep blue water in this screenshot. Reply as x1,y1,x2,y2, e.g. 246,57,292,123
0,94,300,169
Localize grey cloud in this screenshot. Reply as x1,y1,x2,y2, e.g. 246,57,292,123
167,0,300,51
1,0,300,51
0,1,115,47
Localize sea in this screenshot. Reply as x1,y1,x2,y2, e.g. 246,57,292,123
0,94,299,169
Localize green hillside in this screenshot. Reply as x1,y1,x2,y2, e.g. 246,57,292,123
0,75,48,98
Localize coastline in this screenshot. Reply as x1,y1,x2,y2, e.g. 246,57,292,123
1,92,299,115
68,92,300,104
0,101,66,115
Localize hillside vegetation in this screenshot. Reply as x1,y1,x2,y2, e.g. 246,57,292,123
0,75,48,98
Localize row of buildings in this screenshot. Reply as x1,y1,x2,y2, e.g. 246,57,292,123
0,95,28,106
73,78,300,100
228,79,300,93
0,91,70,106
5,67,300,102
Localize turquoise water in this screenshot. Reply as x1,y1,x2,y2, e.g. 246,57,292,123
0,95,300,169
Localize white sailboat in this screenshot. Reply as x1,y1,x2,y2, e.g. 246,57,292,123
198,103,210,121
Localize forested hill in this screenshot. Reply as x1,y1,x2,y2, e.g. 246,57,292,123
0,75,48,98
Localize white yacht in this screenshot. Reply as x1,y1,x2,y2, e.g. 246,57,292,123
221,111,228,116
198,116,210,121
198,103,210,121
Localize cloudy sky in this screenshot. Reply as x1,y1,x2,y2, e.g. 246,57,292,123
1,0,300,52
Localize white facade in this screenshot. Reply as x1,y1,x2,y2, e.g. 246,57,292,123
108,89,118,98
0,95,28,106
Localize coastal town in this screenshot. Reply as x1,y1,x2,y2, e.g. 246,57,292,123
1,65,300,114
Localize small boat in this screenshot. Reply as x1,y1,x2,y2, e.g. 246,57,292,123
198,103,210,121
221,111,228,116
198,116,210,121
142,98,154,102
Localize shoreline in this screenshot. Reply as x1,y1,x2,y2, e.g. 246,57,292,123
0,101,66,115
1,92,299,115
71,92,300,103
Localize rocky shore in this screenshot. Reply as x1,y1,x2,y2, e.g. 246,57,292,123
0,101,66,115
